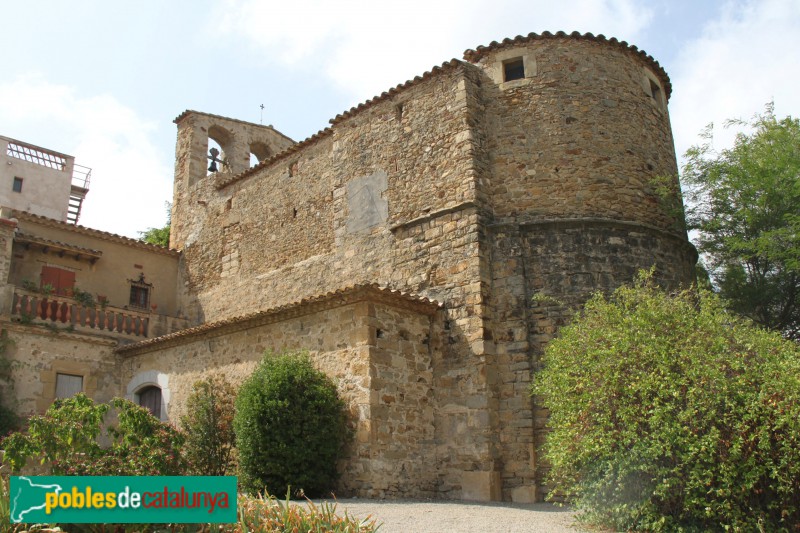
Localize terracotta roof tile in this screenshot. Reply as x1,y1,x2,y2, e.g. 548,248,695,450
10,210,180,256
213,60,465,190
463,31,672,98
15,231,103,257
116,283,442,356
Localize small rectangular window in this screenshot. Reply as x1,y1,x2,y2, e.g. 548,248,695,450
12,177,23,193
129,285,150,309
503,58,525,82
649,79,662,106
55,373,83,399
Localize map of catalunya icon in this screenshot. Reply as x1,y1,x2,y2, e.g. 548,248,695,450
10,476,63,523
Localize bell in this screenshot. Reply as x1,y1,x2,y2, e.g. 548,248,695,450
208,147,220,173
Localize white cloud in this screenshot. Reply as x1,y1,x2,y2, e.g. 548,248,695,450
670,0,800,161
216,0,653,105
0,74,172,239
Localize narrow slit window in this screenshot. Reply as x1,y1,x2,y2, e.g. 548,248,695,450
503,58,525,82
12,177,23,193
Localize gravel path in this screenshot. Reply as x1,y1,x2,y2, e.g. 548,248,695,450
310,499,581,533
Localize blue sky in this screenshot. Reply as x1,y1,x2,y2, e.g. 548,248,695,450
1,0,798,238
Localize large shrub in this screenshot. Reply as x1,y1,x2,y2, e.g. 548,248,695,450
2,394,188,476
182,374,237,475
532,273,800,531
235,352,350,497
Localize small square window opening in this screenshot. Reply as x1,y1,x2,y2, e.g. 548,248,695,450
503,58,525,82
55,373,83,399
649,79,662,105
12,177,23,193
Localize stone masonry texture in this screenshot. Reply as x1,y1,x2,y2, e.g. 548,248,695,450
17,32,696,503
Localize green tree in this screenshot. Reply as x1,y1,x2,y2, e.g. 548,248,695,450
2,394,187,476
682,104,800,339
234,352,350,498
182,374,237,476
532,272,800,531
139,201,171,247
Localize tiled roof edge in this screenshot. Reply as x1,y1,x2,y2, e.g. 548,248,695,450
15,232,103,256
463,31,672,99
10,211,180,257
213,59,465,190
116,283,443,356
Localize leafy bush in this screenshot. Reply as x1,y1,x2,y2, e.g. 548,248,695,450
0,330,19,436
182,374,237,475
533,273,800,531
235,352,350,498
2,394,188,476
71,287,96,308
236,492,378,532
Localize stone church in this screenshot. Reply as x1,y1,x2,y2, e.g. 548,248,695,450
0,31,696,502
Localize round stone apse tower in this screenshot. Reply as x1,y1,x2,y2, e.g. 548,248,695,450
462,32,697,498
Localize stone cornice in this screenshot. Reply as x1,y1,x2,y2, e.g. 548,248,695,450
173,110,296,144
116,284,442,357
0,319,119,347
490,216,698,262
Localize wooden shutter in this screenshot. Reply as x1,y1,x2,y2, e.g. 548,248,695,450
40,266,76,296
138,387,162,418
55,373,83,399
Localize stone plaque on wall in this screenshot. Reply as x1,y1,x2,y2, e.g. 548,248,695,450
346,170,388,234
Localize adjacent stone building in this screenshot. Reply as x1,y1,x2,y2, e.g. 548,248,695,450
1,31,696,502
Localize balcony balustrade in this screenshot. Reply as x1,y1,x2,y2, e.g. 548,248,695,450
11,289,149,338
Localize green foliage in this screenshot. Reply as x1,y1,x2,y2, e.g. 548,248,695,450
20,279,38,293
235,352,351,498
533,272,800,531
139,201,172,247
182,374,237,476
682,104,800,340
1,394,187,476
0,330,18,436
235,492,379,532
70,287,95,308
139,224,170,247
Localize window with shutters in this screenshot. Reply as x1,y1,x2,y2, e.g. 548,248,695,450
128,273,153,309
55,373,83,399
40,265,76,296
137,386,162,418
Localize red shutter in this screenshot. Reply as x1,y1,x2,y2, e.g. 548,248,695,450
40,266,76,296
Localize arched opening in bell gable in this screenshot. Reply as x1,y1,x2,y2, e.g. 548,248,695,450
249,141,271,168
207,125,233,175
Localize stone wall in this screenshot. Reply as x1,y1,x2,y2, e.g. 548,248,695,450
470,35,681,232
1,321,119,415
118,287,440,498
159,33,697,502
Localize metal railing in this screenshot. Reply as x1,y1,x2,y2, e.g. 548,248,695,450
72,164,92,190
